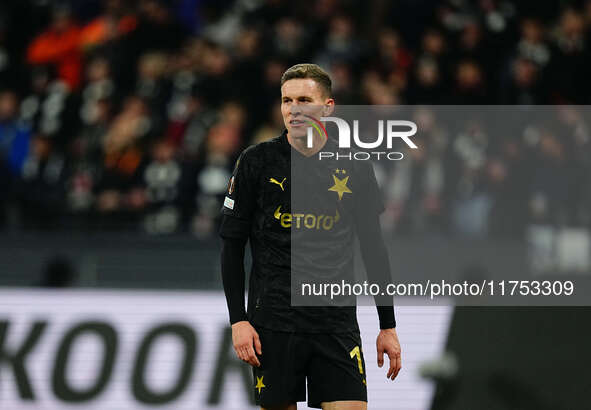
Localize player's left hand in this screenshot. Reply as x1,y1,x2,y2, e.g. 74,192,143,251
376,328,401,380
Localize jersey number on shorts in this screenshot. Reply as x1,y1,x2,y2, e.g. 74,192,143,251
349,345,364,375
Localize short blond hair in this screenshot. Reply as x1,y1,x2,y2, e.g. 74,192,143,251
280,63,332,97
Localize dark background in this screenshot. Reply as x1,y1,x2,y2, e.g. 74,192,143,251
1,0,590,239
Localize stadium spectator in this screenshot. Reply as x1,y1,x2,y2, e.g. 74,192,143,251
79,0,138,52
141,138,183,234
0,90,30,177
26,5,83,90
94,95,149,228
15,134,68,229
0,90,30,226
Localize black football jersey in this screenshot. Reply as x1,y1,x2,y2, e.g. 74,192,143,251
219,131,384,332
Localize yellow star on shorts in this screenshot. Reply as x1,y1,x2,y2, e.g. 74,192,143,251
328,175,352,200
255,376,266,394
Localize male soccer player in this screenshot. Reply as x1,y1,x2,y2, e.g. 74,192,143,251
220,64,401,410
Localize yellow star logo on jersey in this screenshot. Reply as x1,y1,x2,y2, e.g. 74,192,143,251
328,175,352,200
255,376,266,394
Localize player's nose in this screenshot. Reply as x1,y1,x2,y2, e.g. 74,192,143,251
290,107,303,119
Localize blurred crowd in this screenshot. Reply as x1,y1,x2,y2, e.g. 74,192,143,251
0,0,591,237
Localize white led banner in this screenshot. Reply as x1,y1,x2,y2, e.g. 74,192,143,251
0,290,451,409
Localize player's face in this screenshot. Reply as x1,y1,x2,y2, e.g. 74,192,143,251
281,79,334,139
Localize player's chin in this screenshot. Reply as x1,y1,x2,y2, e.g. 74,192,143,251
289,125,307,139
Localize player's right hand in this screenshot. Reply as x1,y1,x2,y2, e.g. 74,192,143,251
231,321,262,367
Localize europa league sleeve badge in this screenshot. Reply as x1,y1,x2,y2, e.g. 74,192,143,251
227,176,235,195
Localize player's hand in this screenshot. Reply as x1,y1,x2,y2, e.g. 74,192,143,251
376,328,401,380
231,321,262,367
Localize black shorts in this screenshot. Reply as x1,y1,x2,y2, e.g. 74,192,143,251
252,328,368,408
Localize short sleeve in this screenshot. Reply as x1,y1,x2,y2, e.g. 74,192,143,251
219,147,257,238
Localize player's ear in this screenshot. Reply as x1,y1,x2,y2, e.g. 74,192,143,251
323,99,335,116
